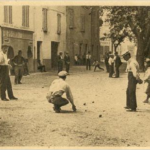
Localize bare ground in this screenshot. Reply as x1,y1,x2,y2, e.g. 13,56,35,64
0,66,150,148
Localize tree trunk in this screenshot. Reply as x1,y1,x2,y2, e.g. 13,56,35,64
136,37,145,71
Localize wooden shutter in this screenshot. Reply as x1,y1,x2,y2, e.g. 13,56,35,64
42,8,47,32
57,14,61,34
80,15,85,32
69,9,74,29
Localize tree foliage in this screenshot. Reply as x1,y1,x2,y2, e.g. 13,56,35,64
100,6,150,70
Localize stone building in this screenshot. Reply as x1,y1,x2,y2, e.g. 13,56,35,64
66,6,100,65
34,6,66,71
0,5,34,71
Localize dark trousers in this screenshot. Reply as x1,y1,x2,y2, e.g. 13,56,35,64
109,64,114,77
0,66,14,99
86,59,91,70
126,72,137,110
65,64,70,73
38,65,46,72
115,66,120,77
14,66,24,84
58,63,63,73
105,63,109,72
50,96,69,109
94,65,104,72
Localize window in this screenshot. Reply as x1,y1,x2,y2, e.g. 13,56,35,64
22,6,29,27
42,8,48,32
80,15,85,32
57,14,61,34
4,6,12,24
68,9,74,29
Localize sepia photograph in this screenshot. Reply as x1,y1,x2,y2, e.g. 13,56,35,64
0,0,150,148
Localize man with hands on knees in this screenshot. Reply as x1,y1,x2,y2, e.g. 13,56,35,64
47,71,76,113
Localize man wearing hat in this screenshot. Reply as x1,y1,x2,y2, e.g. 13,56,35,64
64,51,70,74
57,52,63,73
114,52,122,78
46,71,76,113
122,51,141,112
86,51,91,70
0,44,18,101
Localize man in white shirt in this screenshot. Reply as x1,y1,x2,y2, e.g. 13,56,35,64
122,51,141,112
86,51,91,70
46,71,76,113
0,44,17,101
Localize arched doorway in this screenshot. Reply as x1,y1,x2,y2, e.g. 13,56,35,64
7,46,15,75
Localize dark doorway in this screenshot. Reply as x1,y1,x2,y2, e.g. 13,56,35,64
7,46,14,59
37,41,42,61
51,42,59,68
7,46,15,75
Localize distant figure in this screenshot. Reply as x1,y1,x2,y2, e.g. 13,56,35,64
143,58,150,103
24,59,29,76
108,54,114,77
37,60,46,72
57,52,63,73
64,51,70,74
86,51,91,70
104,52,109,73
93,60,104,72
13,50,25,84
114,52,122,78
74,54,78,65
46,71,76,113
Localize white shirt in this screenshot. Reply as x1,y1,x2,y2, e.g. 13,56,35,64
144,67,150,81
108,57,114,65
47,78,74,104
126,58,139,78
0,50,9,66
86,54,91,59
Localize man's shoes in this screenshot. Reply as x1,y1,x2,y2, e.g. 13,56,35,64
124,106,130,109
126,109,136,112
1,98,9,101
53,107,61,113
18,82,22,84
10,97,18,100
143,100,148,103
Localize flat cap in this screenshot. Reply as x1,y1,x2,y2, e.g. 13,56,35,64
122,51,130,57
58,71,68,77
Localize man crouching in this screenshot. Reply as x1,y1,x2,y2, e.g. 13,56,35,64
47,71,76,113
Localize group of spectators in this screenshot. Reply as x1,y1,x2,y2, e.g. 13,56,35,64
104,51,122,78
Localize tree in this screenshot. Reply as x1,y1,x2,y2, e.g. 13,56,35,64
100,6,150,70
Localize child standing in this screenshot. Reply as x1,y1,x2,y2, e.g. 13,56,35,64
143,58,150,103
93,60,104,72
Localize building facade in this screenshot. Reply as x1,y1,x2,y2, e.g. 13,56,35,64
34,6,66,71
66,6,100,65
0,5,34,71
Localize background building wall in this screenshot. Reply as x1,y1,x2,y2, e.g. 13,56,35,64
34,6,66,70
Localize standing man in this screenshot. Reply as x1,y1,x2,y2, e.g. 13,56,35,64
0,44,18,101
114,52,122,78
57,52,63,73
13,50,25,84
64,51,70,74
86,51,91,70
122,51,142,112
108,54,114,77
46,71,76,113
104,52,109,73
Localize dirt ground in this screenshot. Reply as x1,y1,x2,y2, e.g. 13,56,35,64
0,65,150,148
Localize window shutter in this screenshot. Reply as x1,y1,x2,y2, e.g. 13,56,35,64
9,6,12,24
42,8,48,32
69,9,74,29
80,15,85,32
57,14,61,34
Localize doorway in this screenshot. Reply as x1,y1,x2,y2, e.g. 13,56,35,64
51,42,59,68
